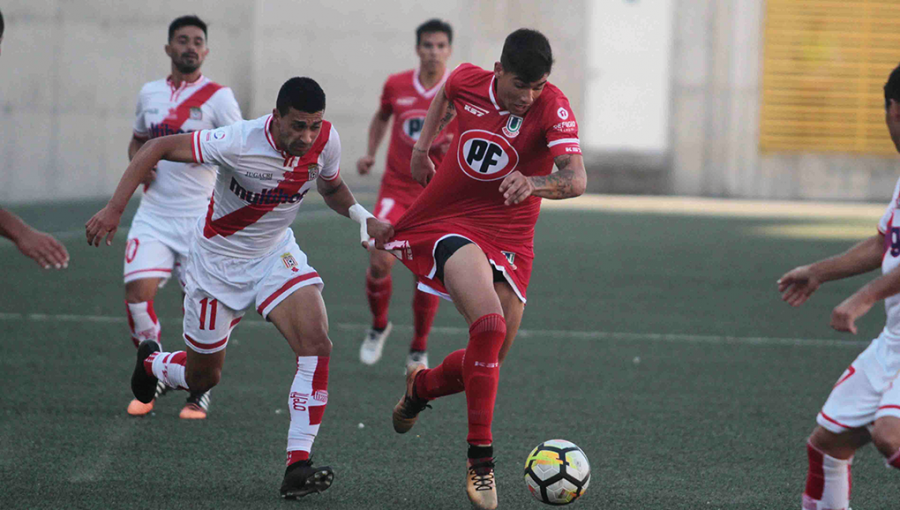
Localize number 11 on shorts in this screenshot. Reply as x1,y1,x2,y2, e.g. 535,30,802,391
199,297,218,330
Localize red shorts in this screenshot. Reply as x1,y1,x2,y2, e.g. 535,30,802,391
386,224,532,303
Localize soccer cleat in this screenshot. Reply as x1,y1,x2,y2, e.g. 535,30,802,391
126,380,168,416
466,458,498,510
392,363,430,433
359,322,392,365
131,340,161,404
280,459,334,499
405,350,429,371
180,391,210,419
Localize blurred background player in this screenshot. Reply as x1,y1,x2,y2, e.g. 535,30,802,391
387,29,586,509
0,9,69,270
86,77,392,499
123,15,242,419
778,65,900,510
356,19,456,369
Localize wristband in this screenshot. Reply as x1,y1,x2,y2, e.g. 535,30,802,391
349,203,375,225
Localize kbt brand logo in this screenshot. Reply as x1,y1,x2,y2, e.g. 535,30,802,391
456,130,519,181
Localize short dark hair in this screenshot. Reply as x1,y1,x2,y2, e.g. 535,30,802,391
416,19,452,46
168,15,207,42
500,29,554,83
277,77,326,115
886,64,900,109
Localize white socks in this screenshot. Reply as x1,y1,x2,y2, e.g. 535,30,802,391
286,356,329,465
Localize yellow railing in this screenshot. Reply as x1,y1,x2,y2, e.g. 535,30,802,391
760,0,900,155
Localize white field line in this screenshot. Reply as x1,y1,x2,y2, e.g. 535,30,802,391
0,312,869,349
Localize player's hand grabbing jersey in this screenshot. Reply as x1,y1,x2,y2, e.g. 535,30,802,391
395,63,581,251
133,76,242,217
191,115,340,258
379,69,456,200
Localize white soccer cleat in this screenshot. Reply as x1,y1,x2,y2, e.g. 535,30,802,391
406,350,428,371
359,322,392,365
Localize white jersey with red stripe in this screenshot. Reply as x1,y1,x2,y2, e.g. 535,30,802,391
877,176,900,348
133,75,243,218
191,114,341,258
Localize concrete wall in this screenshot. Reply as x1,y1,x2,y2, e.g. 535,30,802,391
0,0,588,203
668,0,900,200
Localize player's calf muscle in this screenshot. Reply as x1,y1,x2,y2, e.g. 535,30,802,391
125,278,161,302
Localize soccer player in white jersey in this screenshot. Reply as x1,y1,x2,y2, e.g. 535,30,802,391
124,15,242,419
779,65,900,510
86,77,392,498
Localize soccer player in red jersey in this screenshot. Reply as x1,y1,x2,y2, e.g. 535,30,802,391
0,9,69,269
387,29,586,509
356,19,455,369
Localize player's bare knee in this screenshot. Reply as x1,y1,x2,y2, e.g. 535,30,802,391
293,326,332,357
369,252,394,279
809,425,868,459
125,279,158,303
871,418,900,457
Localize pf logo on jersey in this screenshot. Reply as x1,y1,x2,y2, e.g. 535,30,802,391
457,129,519,181
399,109,428,144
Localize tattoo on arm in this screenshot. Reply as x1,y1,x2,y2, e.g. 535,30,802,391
528,155,581,199
438,102,456,133
554,155,571,171
319,179,345,197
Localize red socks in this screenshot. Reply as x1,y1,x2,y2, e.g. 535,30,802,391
365,269,392,330
416,349,466,400
463,314,506,446
410,289,439,352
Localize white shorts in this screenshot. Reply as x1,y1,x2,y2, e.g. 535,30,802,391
123,208,199,290
181,229,323,354
818,336,900,433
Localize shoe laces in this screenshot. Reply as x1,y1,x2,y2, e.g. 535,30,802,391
468,458,496,491
401,394,431,417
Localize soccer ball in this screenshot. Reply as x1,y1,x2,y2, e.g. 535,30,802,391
523,439,590,505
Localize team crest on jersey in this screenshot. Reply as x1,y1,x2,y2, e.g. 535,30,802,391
502,115,524,138
190,107,203,120
281,253,300,272
307,164,319,181
501,251,518,270
457,129,520,182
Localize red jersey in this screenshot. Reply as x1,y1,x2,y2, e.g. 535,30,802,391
378,69,455,202
394,63,581,253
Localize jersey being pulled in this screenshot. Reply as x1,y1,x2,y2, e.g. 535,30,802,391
191,114,340,258
133,75,243,217
394,63,581,255
379,68,454,200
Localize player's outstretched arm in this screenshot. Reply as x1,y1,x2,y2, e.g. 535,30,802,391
500,154,587,206
128,135,157,187
85,134,195,247
317,176,393,249
358,110,391,175
778,234,883,307
411,86,456,186
0,208,69,269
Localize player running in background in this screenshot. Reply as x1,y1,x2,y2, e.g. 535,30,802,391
0,9,69,269
356,19,455,369
86,77,392,498
124,15,242,419
779,64,900,510
386,29,586,509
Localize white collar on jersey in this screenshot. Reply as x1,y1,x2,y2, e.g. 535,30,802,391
413,67,451,98
488,76,510,116
167,74,206,91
